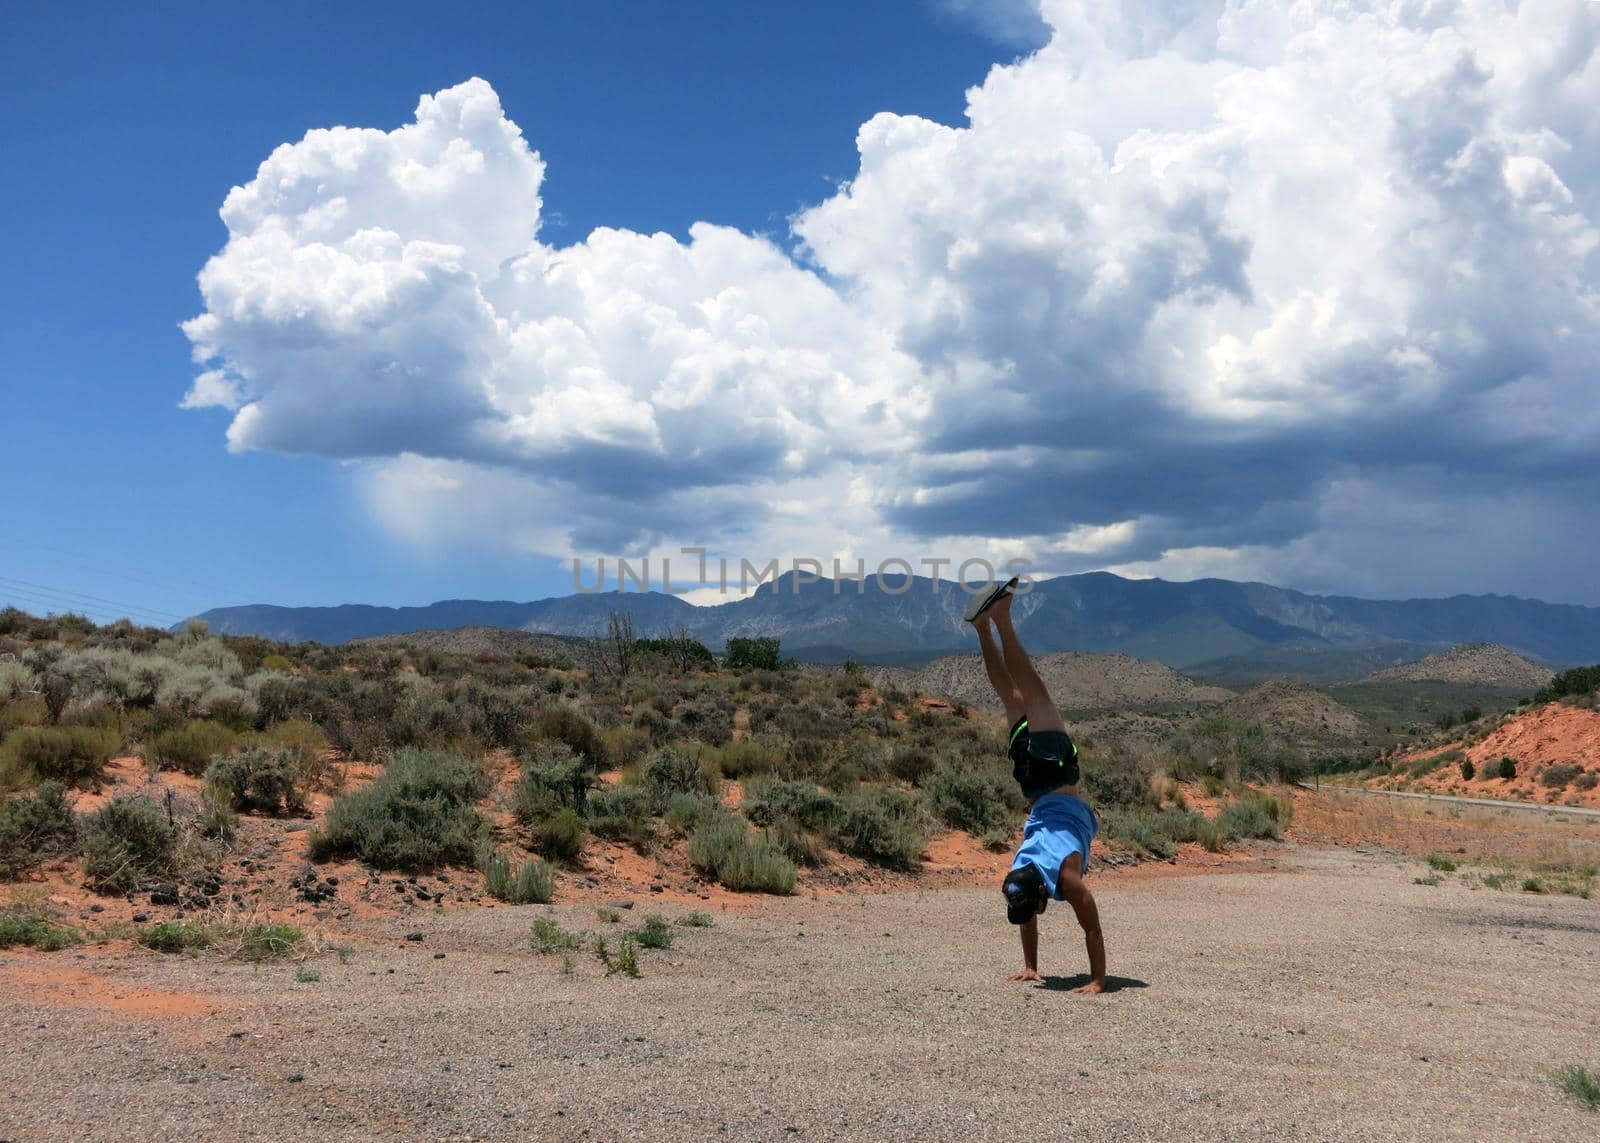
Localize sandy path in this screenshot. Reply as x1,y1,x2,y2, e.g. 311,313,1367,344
1,848,1596,1141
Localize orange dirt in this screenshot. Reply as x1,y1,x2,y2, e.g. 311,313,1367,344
1381,704,1600,809
0,962,229,1019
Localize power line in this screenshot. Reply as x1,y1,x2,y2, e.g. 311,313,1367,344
0,577,187,626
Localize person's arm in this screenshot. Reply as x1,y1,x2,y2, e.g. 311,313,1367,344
1009,915,1042,982
1058,868,1106,994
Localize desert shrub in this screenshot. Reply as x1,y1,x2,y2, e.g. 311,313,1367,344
711,738,782,779
139,920,212,953
154,664,257,729
0,697,48,735
1100,807,1187,860
829,787,928,870
258,718,330,775
921,762,1018,843
741,777,838,831
1081,751,1157,810
1167,715,1298,782
765,818,828,867
1553,1064,1600,1111
204,747,306,815
0,900,79,951
513,740,592,822
80,797,176,894
237,922,304,961
0,661,35,703
670,697,734,746
480,850,555,904
308,747,489,871
1497,756,1517,781
584,786,651,847
724,637,782,671
1460,758,1475,780
1425,853,1458,872
532,808,589,863
886,744,939,785
143,719,240,776
1540,763,1583,790
1217,794,1284,840
642,745,715,809
535,706,603,767
1535,665,1600,705
0,782,77,878
664,791,723,836
0,725,117,787
599,724,652,769
260,654,294,672
531,917,587,953
633,914,673,949
1575,772,1598,791
687,811,797,893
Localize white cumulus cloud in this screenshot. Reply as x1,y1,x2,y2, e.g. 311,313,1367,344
183,1,1600,602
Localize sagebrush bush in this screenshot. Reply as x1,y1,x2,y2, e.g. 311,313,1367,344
480,850,555,904
642,745,715,810
1497,756,1517,780
687,811,797,893
921,762,1018,843
205,747,306,815
664,791,723,836
143,719,240,776
0,725,118,788
741,777,838,831
0,900,78,951
513,740,592,822
584,786,650,847
535,706,603,766
829,787,928,870
710,738,782,779
309,748,490,871
1540,763,1584,789
532,807,589,863
1216,795,1283,840
0,782,77,877
80,797,176,894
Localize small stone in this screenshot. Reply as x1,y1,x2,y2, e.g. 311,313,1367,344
405,932,424,941
131,912,148,923
88,904,104,914
433,952,446,960
286,1072,305,1084
616,900,635,910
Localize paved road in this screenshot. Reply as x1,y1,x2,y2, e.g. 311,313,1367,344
3,849,1598,1141
1302,781,1600,820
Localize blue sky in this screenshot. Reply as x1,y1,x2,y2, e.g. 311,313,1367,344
4,1,1598,625
2,0,1016,623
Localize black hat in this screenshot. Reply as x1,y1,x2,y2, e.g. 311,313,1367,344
1003,865,1047,925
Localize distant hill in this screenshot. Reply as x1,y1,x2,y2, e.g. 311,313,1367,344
1359,643,1555,689
1217,679,1373,754
352,626,598,664
868,652,1233,716
187,570,1600,669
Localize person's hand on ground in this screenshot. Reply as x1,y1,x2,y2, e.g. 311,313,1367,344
1008,968,1043,982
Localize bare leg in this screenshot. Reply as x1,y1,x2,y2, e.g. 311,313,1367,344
973,617,1025,725
989,593,1066,733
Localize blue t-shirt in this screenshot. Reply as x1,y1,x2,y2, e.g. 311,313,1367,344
1009,793,1099,899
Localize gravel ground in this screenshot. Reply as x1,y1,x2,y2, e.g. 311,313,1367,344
2,848,1597,1141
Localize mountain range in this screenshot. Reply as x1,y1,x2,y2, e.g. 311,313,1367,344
187,571,1600,672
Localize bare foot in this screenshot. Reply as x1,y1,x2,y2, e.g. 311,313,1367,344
1068,979,1106,995
1008,969,1043,982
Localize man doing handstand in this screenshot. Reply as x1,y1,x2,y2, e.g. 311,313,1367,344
965,577,1106,993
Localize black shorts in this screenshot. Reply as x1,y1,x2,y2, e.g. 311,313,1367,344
1009,716,1080,799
